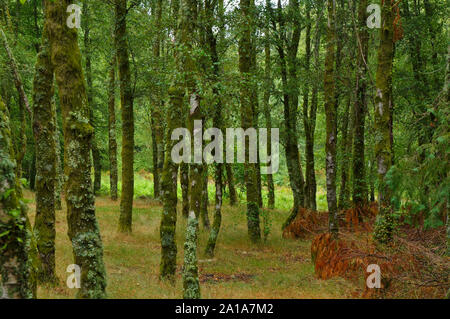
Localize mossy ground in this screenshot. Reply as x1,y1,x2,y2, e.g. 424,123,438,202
25,174,355,299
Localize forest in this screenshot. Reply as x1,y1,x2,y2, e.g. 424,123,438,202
0,0,448,300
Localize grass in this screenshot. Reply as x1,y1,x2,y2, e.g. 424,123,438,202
26,174,356,299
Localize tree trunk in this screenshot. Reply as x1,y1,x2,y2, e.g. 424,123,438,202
115,0,135,233
205,0,224,257
239,0,261,244
32,23,57,283
324,0,338,238
159,88,183,282
83,2,101,195
303,2,322,211
273,0,305,229
108,55,118,201
151,0,164,199
373,0,395,244
0,97,32,299
352,0,369,211
182,0,201,298
264,0,275,209
45,0,107,298
180,162,190,218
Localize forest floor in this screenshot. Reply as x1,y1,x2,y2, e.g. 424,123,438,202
24,189,360,299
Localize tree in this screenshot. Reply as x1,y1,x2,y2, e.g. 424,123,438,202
271,0,305,228
205,0,225,258
324,0,338,237
150,0,165,200
83,1,101,195
32,22,57,284
263,0,275,209
373,0,395,244
239,0,261,244
45,0,107,298
115,0,135,233
352,0,369,213
183,0,201,299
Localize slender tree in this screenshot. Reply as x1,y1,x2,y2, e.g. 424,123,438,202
352,0,369,213
324,0,338,237
108,54,118,201
115,0,135,233
205,0,225,257
183,0,202,298
32,23,57,283
83,1,101,195
239,0,261,243
264,0,275,209
150,0,165,199
373,0,395,244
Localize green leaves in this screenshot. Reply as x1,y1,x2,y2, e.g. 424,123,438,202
19,0,27,5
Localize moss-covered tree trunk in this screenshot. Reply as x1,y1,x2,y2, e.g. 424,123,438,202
0,97,32,299
181,0,201,298
115,0,134,233
352,0,369,212
272,0,305,228
239,0,261,244
205,0,224,257
373,0,395,244
264,0,274,209
32,23,57,284
83,1,101,195
303,2,322,211
108,54,118,201
151,0,164,200
159,87,183,282
45,0,107,298
324,0,338,238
